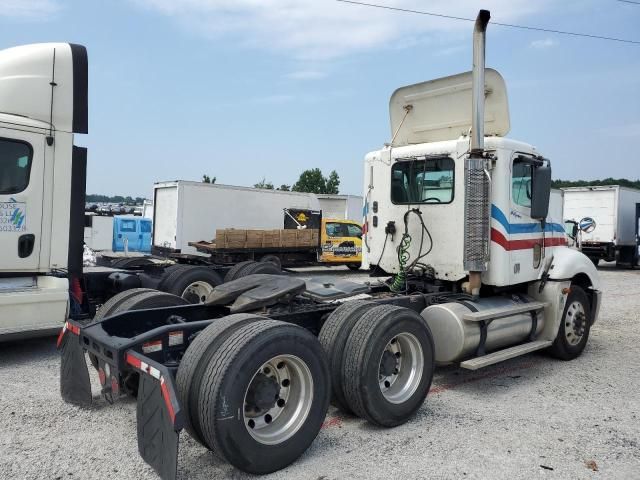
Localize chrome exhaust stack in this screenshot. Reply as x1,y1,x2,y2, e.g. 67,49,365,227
471,9,490,153
464,9,491,295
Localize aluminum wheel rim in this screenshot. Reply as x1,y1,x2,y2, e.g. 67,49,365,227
565,300,587,346
182,281,214,304
378,332,424,404
243,354,313,445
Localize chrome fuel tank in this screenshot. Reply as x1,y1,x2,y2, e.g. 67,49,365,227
421,296,544,364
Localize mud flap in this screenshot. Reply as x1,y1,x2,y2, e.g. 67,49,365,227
59,329,92,407
137,373,180,480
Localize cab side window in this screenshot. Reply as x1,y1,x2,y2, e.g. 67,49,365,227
0,139,32,194
512,159,533,208
346,224,362,238
325,222,343,238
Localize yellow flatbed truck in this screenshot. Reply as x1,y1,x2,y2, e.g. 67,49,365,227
190,212,363,269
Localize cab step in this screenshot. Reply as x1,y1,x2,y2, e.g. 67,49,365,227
459,340,553,370
462,301,548,322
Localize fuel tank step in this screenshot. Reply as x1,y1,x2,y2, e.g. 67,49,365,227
459,340,553,370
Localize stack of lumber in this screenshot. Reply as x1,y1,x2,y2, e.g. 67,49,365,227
211,228,319,249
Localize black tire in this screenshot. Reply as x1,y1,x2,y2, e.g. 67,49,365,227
89,288,157,369
110,257,154,269
198,320,330,474
239,261,282,277
176,313,264,448
160,266,223,303
94,288,157,322
342,304,435,427
548,285,592,360
224,261,256,283
116,290,190,312
346,263,361,271
260,255,282,269
318,300,377,413
156,264,189,291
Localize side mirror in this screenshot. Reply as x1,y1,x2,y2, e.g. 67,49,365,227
530,163,551,220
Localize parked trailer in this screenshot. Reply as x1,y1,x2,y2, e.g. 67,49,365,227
153,181,320,256
562,185,640,266
59,10,601,480
316,194,363,222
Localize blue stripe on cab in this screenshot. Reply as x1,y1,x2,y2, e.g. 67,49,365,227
491,204,565,234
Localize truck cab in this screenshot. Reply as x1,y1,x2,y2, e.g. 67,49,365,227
0,43,88,339
319,217,363,267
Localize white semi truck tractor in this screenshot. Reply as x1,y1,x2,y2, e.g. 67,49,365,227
55,10,601,480
361,10,602,368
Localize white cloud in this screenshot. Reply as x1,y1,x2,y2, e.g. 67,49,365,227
530,38,556,49
131,0,553,60
0,0,60,19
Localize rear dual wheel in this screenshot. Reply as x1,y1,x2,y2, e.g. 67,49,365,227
320,303,435,427
224,260,282,283
159,266,223,303
178,318,330,474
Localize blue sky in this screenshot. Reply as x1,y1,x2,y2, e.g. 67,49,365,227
0,0,638,198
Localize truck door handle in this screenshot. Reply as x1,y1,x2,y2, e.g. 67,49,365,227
18,234,35,258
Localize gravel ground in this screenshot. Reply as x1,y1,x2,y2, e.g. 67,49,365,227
1,264,639,480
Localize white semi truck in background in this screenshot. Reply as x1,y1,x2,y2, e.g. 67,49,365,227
0,44,286,340
54,10,602,480
563,185,640,267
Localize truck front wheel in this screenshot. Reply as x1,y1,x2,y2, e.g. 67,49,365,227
548,286,592,360
198,320,330,474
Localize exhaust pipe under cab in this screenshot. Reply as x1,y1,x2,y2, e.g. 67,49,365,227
464,10,492,296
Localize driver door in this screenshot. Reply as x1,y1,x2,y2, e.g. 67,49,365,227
509,155,544,283
0,128,45,272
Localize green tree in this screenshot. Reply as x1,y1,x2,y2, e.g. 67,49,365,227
551,178,640,189
325,170,340,194
202,174,217,184
292,168,340,194
278,184,291,191
254,178,275,190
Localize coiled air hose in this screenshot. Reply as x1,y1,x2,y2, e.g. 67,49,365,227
390,208,434,293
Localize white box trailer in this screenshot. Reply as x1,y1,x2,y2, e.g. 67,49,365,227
83,214,114,251
316,194,363,222
153,181,321,255
562,185,640,266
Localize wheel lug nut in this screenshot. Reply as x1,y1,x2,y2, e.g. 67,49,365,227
393,368,399,374
384,380,391,388
248,419,255,429
277,362,285,369
264,367,271,374
282,379,290,387
395,352,401,358
264,414,272,424
277,399,285,408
